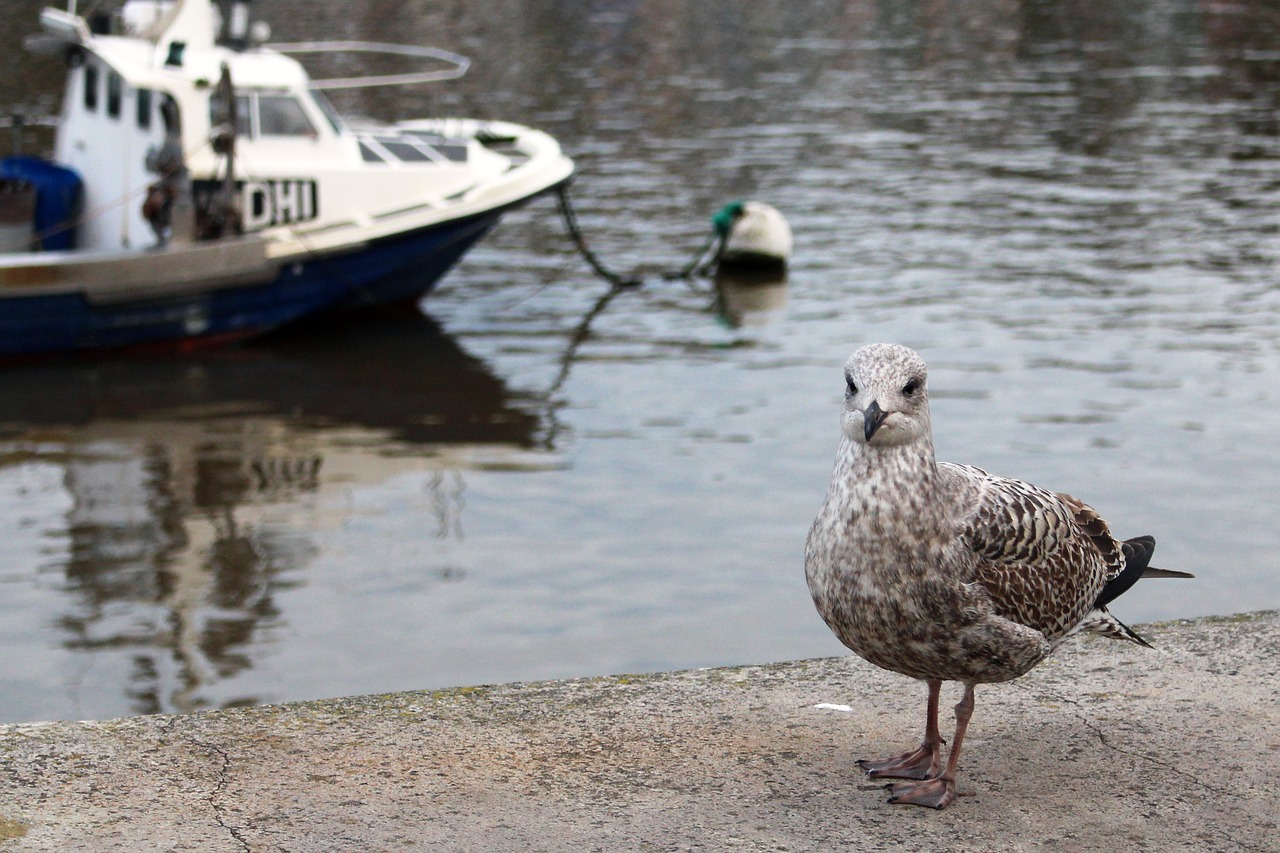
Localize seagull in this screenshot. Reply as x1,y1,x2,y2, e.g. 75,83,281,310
804,343,1192,809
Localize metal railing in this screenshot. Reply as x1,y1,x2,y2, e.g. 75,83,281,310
267,41,470,91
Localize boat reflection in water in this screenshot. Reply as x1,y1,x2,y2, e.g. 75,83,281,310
0,312,542,717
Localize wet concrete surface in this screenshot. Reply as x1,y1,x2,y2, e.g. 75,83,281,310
0,611,1276,852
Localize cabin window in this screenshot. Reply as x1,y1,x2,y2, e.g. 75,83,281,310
258,95,315,137
83,64,99,111
106,72,123,119
211,92,318,140
358,141,385,163
209,94,251,136
234,94,251,134
137,88,153,130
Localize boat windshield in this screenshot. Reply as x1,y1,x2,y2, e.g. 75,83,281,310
258,94,315,137
308,87,345,135
214,90,318,139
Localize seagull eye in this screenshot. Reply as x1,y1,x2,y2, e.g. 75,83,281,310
902,378,920,397
846,378,858,396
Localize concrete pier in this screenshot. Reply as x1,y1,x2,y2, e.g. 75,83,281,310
1,611,1276,852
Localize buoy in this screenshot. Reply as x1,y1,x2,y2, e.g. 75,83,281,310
552,186,791,287
712,201,792,271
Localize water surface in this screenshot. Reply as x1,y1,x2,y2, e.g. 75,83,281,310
1,0,1277,722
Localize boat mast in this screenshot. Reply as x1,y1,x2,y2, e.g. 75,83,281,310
200,62,242,238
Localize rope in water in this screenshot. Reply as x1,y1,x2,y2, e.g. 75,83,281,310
554,184,742,290
554,185,641,289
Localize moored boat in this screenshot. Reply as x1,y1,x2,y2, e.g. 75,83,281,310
0,0,574,359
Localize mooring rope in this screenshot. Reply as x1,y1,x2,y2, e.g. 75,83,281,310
554,184,737,290
554,184,642,289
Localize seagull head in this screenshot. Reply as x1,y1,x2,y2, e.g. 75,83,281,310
840,343,932,447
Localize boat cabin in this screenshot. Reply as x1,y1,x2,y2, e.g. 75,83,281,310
23,0,496,253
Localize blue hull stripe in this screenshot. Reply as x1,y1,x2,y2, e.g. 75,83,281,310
0,210,503,358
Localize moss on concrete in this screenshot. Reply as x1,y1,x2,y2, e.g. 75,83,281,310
0,816,27,840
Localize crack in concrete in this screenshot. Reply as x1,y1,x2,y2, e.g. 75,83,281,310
1056,694,1227,794
1057,694,1270,853
159,717,255,853
200,740,253,853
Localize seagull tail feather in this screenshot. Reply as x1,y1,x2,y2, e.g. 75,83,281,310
1142,566,1195,579
1094,535,1191,610
1081,606,1154,648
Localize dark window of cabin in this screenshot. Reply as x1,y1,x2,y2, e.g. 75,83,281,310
210,89,251,136
214,94,252,136
84,64,98,111
137,88,152,130
258,95,315,137
233,94,251,135
106,71,122,119
358,141,385,163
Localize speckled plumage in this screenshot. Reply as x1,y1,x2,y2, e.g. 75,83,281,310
804,343,1190,809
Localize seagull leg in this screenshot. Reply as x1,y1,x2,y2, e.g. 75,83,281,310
858,679,945,780
885,683,976,809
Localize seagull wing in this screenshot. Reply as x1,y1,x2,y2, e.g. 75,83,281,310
939,462,1124,645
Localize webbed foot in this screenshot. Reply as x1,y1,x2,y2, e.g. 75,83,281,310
857,742,943,780
884,776,956,809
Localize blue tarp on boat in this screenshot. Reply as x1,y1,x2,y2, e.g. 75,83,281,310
0,156,82,251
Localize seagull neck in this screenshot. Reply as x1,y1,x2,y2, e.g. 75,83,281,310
835,437,945,527
843,436,938,477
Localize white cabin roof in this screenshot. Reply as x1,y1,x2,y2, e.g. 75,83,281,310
89,36,311,93
39,1,310,96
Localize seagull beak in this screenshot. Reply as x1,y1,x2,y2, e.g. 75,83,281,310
863,400,888,441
